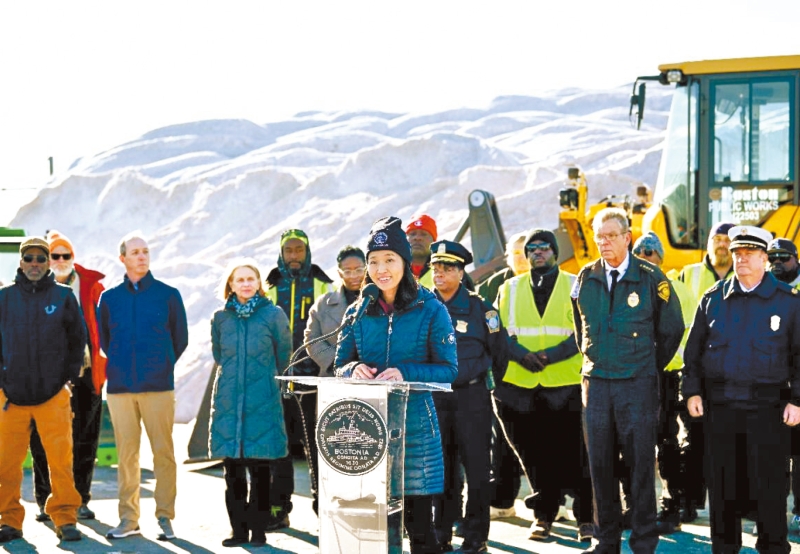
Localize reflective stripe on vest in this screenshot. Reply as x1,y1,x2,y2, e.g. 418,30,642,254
267,278,331,333
498,271,581,388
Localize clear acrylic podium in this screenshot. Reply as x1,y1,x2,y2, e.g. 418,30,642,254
278,376,450,554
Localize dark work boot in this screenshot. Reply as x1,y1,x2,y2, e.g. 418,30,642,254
656,507,682,534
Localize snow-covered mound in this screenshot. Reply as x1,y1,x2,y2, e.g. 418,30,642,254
11,84,673,422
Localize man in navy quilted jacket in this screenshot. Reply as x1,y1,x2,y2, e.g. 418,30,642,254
98,232,188,542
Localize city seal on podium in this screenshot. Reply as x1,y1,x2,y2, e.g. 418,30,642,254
317,398,389,476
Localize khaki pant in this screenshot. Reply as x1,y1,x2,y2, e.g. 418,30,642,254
0,388,80,529
106,391,176,523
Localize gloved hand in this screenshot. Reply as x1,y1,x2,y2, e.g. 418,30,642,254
520,352,545,373
535,351,549,367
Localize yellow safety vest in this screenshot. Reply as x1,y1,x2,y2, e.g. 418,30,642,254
665,271,697,372
680,262,724,302
418,269,434,291
267,278,331,334
497,271,581,388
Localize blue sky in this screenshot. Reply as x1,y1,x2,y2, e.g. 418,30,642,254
1,0,798,222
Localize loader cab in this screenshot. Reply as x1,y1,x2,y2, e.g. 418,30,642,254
637,56,800,270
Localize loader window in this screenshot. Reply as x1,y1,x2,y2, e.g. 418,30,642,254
654,81,699,248
712,80,793,184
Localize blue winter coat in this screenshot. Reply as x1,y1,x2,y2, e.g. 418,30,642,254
98,271,188,394
209,295,292,459
334,286,458,495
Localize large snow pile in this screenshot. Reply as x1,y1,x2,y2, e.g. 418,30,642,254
12,84,673,422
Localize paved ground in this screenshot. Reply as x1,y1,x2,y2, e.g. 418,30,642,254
3,423,800,553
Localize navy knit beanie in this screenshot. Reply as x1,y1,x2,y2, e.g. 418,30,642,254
366,216,412,264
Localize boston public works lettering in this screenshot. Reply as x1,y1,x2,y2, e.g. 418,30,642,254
317,399,388,476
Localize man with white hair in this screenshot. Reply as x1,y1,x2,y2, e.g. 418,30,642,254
683,225,800,553
98,232,188,541
572,208,683,554
29,231,106,522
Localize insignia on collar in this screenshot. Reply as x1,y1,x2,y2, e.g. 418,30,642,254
485,310,500,333
657,281,670,302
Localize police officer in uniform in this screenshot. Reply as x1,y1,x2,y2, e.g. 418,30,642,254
683,225,800,554
572,208,683,554
430,240,509,554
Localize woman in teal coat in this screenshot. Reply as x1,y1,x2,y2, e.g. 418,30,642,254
335,216,458,554
210,259,292,547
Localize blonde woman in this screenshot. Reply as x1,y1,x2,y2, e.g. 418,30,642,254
209,259,291,547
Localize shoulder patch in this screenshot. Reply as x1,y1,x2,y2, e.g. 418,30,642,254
657,281,670,302
485,310,500,333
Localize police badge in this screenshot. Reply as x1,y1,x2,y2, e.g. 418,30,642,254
771,315,780,331
627,292,640,308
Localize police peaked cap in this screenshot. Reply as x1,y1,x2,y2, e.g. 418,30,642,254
429,240,473,267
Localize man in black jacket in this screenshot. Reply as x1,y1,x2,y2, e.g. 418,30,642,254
0,237,86,543
683,225,800,554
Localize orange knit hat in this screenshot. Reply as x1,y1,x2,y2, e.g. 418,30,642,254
405,214,437,241
46,230,75,257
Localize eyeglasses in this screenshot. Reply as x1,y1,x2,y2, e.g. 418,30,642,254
22,255,48,264
594,232,622,243
768,253,792,263
634,248,656,257
51,253,73,261
339,267,366,278
525,243,552,253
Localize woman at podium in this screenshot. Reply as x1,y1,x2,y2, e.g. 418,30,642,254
210,259,293,547
335,216,458,554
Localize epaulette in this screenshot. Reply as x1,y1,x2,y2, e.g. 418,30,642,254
639,262,654,273
776,281,800,296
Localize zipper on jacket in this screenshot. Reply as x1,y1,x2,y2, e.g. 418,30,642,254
385,313,393,370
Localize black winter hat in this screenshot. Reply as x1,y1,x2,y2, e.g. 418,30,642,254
366,216,412,264
525,228,559,260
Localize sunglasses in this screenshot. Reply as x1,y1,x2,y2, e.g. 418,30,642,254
635,248,656,257
51,253,73,261
525,243,552,253
768,253,792,263
22,255,48,264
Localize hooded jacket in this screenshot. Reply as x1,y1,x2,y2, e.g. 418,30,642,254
266,245,333,354
0,269,86,406
334,285,458,495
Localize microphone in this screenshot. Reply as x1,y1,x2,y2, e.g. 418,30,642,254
350,283,380,325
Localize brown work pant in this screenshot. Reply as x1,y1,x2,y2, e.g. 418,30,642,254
0,387,81,529
106,391,176,524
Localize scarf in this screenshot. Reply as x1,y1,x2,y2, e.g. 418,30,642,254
226,293,265,318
